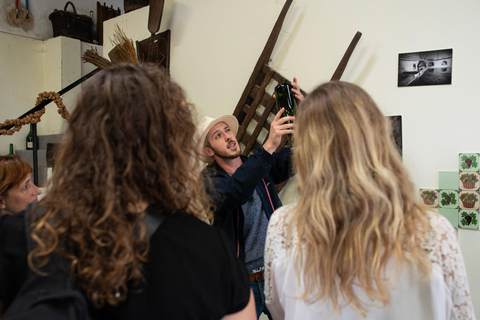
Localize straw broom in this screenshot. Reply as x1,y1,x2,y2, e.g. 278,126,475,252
82,47,113,70
109,24,139,64
82,24,138,69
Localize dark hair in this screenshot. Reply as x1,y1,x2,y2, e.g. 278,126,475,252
29,63,212,308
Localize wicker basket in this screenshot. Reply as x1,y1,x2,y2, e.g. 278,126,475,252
49,2,93,43
124,0,150,13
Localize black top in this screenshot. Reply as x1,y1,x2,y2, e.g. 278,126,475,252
92,212,251,319
0,211,29,311
0,211,250,319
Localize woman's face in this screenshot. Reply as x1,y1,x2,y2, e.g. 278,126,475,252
0,173,42,214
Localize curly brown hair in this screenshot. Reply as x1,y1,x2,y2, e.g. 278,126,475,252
28,63,212,308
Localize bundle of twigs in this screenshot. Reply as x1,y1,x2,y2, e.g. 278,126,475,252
109,24,139,64
82,47,113,70
82,24,138,70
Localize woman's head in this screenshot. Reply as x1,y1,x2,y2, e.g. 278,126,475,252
294,81,401,195
50,63,208,215
291,81,430,316
32,63,211,307
0,155,41,215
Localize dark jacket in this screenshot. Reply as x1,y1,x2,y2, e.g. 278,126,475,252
202,146,293,262
0,211,29,312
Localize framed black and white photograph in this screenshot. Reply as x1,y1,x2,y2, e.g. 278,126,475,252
398,49,452,87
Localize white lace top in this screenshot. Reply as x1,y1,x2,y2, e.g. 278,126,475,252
264,204,475,320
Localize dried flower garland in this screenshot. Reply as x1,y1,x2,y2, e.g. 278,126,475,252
0,91,69,136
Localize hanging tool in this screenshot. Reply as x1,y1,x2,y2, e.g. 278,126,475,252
9,0,27,25
147,0,164,62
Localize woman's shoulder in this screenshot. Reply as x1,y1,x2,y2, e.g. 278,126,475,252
270,203,296,226
422,210,456,257
0,211,26,241
424,211,475,319
266,204,297,257
427,210,454,232
161,211,214,234
151,212,232,253
422,211,456,250
0,210,25,224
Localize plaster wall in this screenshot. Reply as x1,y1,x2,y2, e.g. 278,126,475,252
0,32,43,154
42,36,80,136
0,32,102,154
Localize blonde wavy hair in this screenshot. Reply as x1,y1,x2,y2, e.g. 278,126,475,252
28,64,213,308
289,81,431,317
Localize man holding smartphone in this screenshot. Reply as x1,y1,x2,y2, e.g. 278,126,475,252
197,78,303,320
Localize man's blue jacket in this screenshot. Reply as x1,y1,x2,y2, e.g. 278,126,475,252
202,146,293,262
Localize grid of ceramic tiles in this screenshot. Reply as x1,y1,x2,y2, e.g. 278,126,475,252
419,153,480,230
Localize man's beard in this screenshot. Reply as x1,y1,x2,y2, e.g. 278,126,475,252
210,144,241,160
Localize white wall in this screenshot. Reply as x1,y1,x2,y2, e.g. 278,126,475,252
0,32,43,154
0,32,102,154
104,0,480,316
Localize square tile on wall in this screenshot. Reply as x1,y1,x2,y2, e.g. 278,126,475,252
438,208,458,228
458,209,479,230
459,191,479,210
459,172,479,190
420,189,439,207
439,171,460,190
439,189,459,209
459,153,480,172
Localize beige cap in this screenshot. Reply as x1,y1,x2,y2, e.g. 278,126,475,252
196,115,239,163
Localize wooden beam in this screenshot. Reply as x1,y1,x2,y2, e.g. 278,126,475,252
330,31,362,81
233,0,293,118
